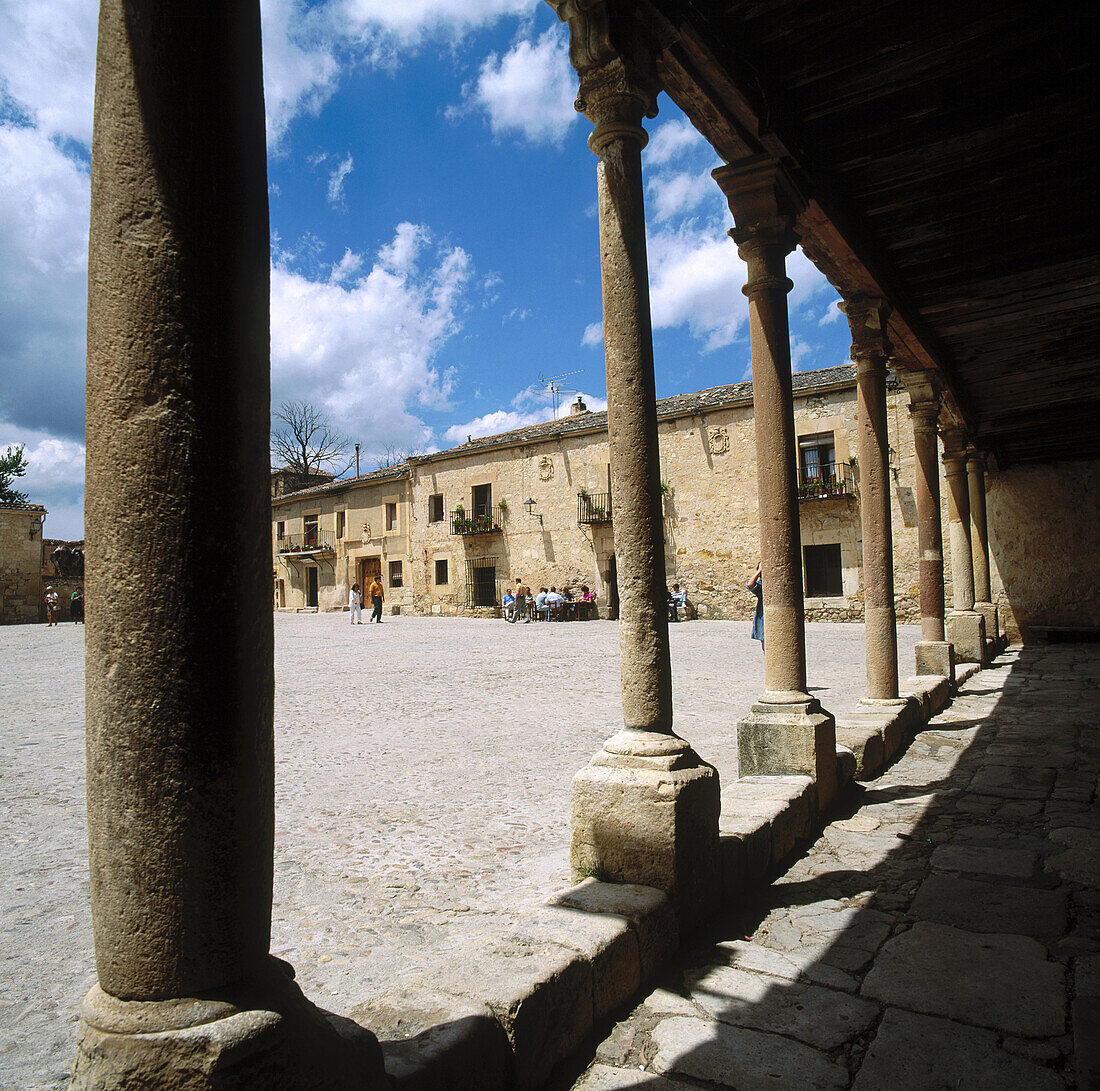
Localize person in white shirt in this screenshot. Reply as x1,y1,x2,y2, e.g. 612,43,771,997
349,582,363,624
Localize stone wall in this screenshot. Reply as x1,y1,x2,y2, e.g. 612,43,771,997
267,370,934,627
273,471,415,613
986,457,1100,643
0,506,47,623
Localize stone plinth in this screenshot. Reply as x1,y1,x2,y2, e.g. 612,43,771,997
72,963,388,1091
946,610,986,664
570,732,720,933
737,694,838,811
976,602,1000,644
915,640,955,681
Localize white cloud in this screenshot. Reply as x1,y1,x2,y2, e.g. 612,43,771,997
337,0,533,50
647,170,714,222
464,26,577,145
646,118,706,166
582,321,603,347
819,300,842,325
271,223,473,451
0,1,97,144
327,154,354,206
0,123,89,439
0,426,86,540
647,224,746,351
441,386,608,446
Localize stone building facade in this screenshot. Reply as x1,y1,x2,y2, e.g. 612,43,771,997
272,364,965,625
0,503,48,623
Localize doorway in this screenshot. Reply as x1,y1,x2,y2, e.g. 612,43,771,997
306,566,318,608
606,555,619,620
358,556,382,591
473,564,497,607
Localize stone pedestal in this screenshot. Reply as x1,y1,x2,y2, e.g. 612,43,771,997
72,962,387,1090
915,640,956,681
571,731,720,932
946,610,987,664
737,694,838,812
976,602,1000,647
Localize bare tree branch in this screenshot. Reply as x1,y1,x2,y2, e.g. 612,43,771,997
271,401,353,478
376,444,415,470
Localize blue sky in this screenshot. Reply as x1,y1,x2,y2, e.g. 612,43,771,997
0,0,850,540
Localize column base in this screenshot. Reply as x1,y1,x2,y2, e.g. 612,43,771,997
975,602,1001,651
737,692,838,812
946,610,987,664
915,640,955,682
570,729,720,933
72,958,389,1091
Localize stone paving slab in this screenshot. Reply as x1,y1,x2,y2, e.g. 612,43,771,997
566,644,1098,1090
851,1007,1064,1091
0,615,917,1091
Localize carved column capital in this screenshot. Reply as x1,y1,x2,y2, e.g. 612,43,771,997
966,448,987,474
712,156,804,294
901,370,942,433
839,294,892,371
550,0,659,152
940,427,969,472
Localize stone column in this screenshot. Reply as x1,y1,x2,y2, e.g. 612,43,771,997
713,157,837,809
902,373,954,680
968,450,999,645
74,4,385,1087
941,427,986,664
840,295,900,703
553,0,719,930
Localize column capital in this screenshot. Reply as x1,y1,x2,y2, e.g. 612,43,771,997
940,426,969,469
839,294,892,372
901,370,941,432
713,156,803,251
966,448,988,473
550,0,659,152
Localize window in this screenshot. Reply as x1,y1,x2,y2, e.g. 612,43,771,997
276,521,285,540
799,432,837,485
335,511,345,539
389,560,403,587
428,494,444,523
386,502,398,531
464,557,497,607
304,514,318,547
472,483,492,520
805,543,843,597
434,558,448,585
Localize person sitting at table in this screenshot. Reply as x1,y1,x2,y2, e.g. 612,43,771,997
580,585,597,619
502,587,515,621
534,587,550,620
669,583,688,622
546,586,566,620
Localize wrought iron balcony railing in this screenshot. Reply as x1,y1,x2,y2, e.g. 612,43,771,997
450,511,501,535
577,491,613,525
277,530,335,554
797,462,854,500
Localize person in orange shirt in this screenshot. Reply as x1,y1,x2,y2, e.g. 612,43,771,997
367,576,384,623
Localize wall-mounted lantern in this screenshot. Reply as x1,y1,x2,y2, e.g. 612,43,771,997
523,497,543,525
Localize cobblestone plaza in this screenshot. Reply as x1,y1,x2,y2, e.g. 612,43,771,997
1,612,918,1089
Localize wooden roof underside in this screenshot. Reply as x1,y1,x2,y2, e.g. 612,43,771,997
640,0,1099,466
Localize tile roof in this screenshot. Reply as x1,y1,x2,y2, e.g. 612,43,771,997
273,364,859,501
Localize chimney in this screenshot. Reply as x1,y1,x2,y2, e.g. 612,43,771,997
570,396,588,416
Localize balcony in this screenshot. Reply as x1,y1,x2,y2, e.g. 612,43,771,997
450,511,501,536
798,462,855,501
277,530,335,555
578,491,613,525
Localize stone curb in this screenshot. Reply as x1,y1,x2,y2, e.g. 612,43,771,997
354,662,985,1089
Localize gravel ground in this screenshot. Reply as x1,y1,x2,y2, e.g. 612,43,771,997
0,612,918,1090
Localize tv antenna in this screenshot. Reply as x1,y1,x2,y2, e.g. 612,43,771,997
538,370,583,417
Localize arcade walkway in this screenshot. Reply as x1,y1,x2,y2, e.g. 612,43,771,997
561,643,1100,1090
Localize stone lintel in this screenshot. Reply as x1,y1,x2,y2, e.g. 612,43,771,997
915,640,955,682
736,695,837,810
946,610,987,664
570,743,720,933
72,965,389,1091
